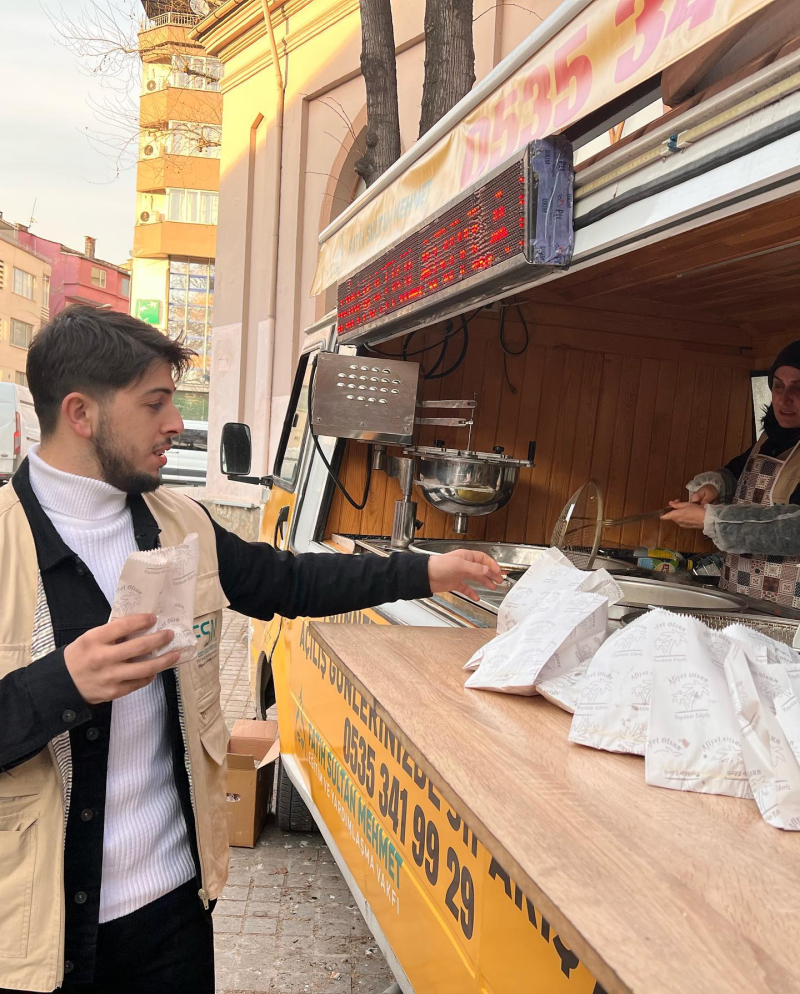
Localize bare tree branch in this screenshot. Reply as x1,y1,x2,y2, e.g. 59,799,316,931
45,0,223,176
473,2,544,25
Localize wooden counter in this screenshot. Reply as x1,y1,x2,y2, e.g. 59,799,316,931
310,622,800,994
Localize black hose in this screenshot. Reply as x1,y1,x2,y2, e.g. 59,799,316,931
312,431,373,511
498,302,530,393
368,329,456,360
424,315,470,380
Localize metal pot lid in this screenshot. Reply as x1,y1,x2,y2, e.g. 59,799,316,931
404,445,533,466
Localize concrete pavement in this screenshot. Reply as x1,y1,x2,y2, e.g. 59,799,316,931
216,611,397,994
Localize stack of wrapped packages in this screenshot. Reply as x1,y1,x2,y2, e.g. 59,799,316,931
465,549,800,831
569,610,800,829
464,548,622,710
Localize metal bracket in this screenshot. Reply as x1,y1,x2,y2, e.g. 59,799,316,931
415,417,473,427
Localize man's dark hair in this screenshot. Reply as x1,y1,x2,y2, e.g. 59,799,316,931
27,306,195,436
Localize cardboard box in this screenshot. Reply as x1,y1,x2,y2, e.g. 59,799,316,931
226,719,280,848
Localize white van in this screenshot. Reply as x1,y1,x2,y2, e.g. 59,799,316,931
160,419,208,487
0,382,40,486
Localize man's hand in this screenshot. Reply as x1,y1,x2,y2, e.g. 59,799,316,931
689,484,719,506
64,614,182,705
661,501,707,530
427,550,503,603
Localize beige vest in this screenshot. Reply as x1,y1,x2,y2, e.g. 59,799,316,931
0,484,229,992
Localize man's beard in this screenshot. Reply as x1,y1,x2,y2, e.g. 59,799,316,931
92,416,162,494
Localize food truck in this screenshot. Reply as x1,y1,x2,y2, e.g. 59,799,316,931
220,1,800,990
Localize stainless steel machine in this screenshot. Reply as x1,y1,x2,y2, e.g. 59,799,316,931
311,351,534,548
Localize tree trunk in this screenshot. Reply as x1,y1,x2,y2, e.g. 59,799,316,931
419,0,476,139
355,0,402,187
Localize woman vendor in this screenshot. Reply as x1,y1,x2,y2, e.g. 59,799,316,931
663,341,800,607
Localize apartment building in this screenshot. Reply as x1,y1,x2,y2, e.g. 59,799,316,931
15,229,130,316
131,1,222,421
0,218,52,386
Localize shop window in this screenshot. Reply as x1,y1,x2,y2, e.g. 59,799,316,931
168,257,214,390
174,390,210,421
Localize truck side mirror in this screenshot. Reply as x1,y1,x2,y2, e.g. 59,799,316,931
220,422,252,476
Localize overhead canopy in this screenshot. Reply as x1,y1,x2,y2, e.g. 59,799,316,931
311,0,778,296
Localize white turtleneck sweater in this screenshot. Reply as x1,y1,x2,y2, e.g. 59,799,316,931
28,445,195,923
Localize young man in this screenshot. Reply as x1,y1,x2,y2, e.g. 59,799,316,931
0,306,501,994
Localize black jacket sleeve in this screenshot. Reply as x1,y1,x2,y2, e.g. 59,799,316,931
724,448,751,481
205,512,432,621
0,648,91,773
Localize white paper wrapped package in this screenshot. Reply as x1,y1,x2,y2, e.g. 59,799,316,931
534,596,608,713
569,613,655,756
722,625,800,829
644,613,751,799
110,533,200,664
496,547,621,635
723,625,800,763
464,590,607,699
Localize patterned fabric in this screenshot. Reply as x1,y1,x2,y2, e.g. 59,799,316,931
719,439,800,607
31,573,74,823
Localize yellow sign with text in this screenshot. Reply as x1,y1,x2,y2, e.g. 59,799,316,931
272,612,608,993
312,0,776,293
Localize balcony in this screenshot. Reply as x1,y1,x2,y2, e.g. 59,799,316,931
140,88,221,129
138,16,204,63
137,154,220,194
133,220,216,260
141,12,198,29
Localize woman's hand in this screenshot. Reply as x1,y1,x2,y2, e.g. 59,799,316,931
689,484,719,506
661,501,707,530
427,550,504,602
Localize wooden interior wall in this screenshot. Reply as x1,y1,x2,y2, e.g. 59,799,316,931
326,298,756,555
754,330,798,368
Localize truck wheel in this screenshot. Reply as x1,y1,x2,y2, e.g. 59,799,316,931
276,758,317,833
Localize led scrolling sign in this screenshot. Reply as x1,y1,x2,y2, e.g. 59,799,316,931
336,138,574,341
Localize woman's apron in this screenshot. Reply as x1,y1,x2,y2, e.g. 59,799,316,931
718,434,800,607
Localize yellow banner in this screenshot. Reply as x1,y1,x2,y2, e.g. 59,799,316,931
273,613,607,993
312,0,776,294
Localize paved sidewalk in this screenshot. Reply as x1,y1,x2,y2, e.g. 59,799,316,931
216,612,396,994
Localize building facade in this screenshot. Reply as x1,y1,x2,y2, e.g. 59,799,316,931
0,220,51,386
191,0,584,499
14,230,130,318
131,1,223,421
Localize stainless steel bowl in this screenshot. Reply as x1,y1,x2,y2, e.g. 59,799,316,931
405,446,532,519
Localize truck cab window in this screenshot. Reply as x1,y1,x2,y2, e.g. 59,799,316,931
272,352,313,489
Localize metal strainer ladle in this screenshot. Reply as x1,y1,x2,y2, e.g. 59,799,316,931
550,480,604,569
